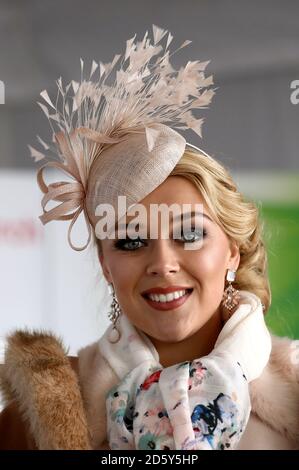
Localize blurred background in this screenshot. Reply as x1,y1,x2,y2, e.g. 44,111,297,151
0,0,299,364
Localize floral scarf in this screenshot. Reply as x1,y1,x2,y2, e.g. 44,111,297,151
98,291,271,450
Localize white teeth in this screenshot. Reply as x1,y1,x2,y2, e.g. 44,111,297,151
148,290,188,302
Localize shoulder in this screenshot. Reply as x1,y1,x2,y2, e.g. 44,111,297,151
0,381,37,449
249,333,299,445
0,329,117,450
0,330,91,449
268,334,299,382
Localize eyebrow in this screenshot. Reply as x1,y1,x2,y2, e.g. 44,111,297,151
115,210,213,231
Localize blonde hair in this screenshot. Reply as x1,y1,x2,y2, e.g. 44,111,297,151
94,147,271,312
169,148,271,312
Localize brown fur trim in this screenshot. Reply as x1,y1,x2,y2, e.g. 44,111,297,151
1,330,91,450
0,366,13,406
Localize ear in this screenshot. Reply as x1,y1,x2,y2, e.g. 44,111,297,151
228,239,240,271
99,253,113,284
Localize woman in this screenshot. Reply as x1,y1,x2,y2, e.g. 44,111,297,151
0,27,299,450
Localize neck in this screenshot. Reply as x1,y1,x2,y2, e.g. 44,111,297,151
149,310,223,368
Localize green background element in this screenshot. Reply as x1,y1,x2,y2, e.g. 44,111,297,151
261,204,299,339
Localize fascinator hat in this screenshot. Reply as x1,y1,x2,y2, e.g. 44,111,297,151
29,25,215,251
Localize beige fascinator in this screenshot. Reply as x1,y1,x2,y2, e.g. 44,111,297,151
29,25,215,251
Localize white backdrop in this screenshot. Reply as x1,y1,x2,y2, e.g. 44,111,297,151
0,170,110,363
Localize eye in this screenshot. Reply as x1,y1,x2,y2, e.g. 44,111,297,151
114,237,147,251
113,227,207,249
178,227,207,243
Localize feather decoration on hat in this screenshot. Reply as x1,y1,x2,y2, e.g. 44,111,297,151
29,25,215,250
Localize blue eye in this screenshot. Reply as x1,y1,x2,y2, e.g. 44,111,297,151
114,237,146,251
179,228,206,243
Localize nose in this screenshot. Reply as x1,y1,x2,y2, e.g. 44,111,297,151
146,239,180,277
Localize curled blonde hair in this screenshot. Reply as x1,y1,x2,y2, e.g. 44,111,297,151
169,148,271,312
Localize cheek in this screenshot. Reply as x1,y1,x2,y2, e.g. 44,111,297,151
107,254,143,302
186,240,229,289
110,260,131,289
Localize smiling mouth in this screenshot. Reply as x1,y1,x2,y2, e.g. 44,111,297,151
142,288,193,311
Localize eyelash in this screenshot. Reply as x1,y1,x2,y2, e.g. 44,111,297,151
113,227,207,251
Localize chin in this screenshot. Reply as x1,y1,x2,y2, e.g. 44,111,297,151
157,319,211,343
153,328,191,343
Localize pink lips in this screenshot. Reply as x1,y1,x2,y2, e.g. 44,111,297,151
141,286,193,311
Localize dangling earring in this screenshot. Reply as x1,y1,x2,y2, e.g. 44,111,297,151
222,269,240,320
107,282,122,343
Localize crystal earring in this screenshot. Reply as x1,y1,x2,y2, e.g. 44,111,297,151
222,269,240,318
107,283,122,343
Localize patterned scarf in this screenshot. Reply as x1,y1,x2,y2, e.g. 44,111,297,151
99,291,271,450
